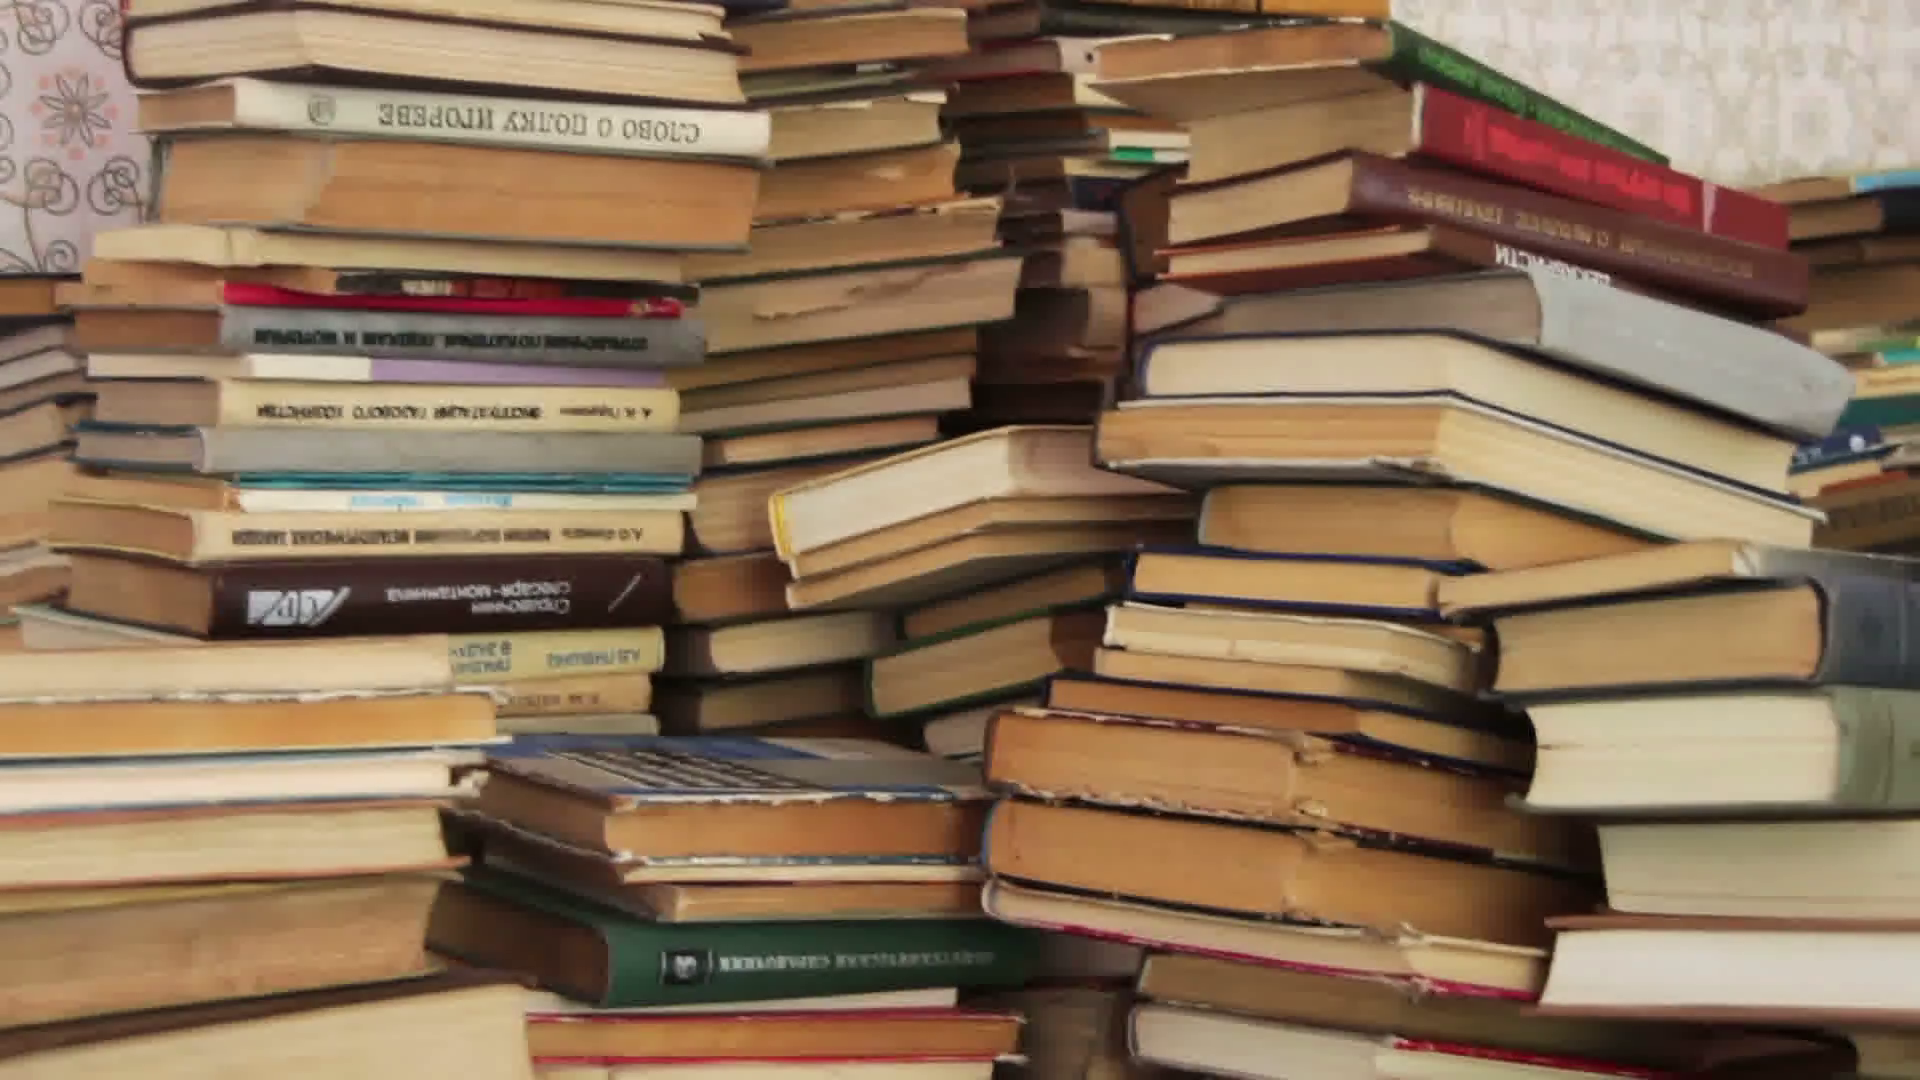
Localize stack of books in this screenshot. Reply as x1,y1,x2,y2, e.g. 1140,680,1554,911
768,424,1193,753
0,636,524,1074
0,281,85,642
40,0,777,735
951,16,1868,1080
439,734,1036,1080
1442,543,1920,1077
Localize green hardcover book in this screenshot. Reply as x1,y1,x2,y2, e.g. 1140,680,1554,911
1378,23,1665,164
431,869,1036,1007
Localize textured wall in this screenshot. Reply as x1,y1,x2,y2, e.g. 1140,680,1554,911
0,0,1915,269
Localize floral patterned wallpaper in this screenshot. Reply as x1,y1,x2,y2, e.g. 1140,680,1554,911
0,0,1912,271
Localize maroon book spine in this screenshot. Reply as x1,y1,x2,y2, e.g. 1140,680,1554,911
1338,151,1808,317
197,553,672,638
1411,84,1790,249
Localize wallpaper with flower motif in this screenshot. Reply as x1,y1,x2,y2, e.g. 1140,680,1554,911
0,0,1916,271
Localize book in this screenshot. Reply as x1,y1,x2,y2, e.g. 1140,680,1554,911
524,1005,1023,1059
475,736,989,863
1195,485,1650,572
91,379,681,432
1096,397,1819,547
654,667,867,735
767,426,1176,562
1601,817,1920,921
86,352,674,385
1134,953,1707,1068
1093,21,1662,162
59,552,672,638
138,78,774,160
753,142,961,222
1538,913,1920,1023
156,136,758,251
76,305,706,368
684,198,1003,282
671,551,794,626
0,972,531,1079
701,252,1021,354
967,3,1314,45
1146,270,1850,442
1516,688,1920,815
0,876,440,1030
665,611,897,676
75,425,703,477
126,0,744,102
1181,83,1783,246
62,471,697,513
731,8,969,74
93,224,689,283
1129,548,1463,619
985,708,1577,865
1164,152,1807,317
766,93,946,162
430,869,1035,1007
901,559,1125,640
868,607,1106,719
1134,331,1801,490
984,799,1595,947
49,502,686,563
1131,1005,1670,1080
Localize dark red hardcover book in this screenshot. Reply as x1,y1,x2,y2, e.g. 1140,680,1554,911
1410,84,1788,249
63,551,673,638
219,283,686,318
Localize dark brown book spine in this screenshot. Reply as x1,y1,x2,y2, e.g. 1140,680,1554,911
201,553,671,637
1342,152,1809,317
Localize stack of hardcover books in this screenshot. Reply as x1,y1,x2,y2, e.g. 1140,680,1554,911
0,281,85,642
0,634,524,1075
43,0,774,734
768,424,1193,753
439,734,1035,1080
1443,544,1920,1078
960,16,1863,1080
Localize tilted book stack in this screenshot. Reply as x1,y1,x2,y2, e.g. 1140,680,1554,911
438,733,1036,1080
658,0,1022,743
1442,545,1920,1079
0,282,87,643
957,16,1867,1080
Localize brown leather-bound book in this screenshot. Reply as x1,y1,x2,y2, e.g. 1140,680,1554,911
62,551,673,639
1166,151,1810,318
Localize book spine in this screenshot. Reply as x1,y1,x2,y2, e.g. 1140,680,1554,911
218,307,707,369
187,508,685,562
1792,428,1886,472
600,917,1037,1007
1411,85,1789,248
201,553,673,637
1811,573,1920,688
213,381,680,433
1379,23,1667,164
447,627,665,683
1343,153,1810,317
1834,688,1920,808
220,80,771,160
497,672,653,717
228,489,687,512
219,282,686,319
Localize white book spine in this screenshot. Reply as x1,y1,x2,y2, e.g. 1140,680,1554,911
228,489,697,513
188,80,771,161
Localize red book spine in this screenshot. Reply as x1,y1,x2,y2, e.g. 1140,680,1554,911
1412,85,1790,249
219,283,685,319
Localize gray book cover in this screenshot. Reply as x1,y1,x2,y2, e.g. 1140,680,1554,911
220,306,706,369
78,426,702,477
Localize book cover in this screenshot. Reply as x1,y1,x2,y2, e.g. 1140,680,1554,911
216,306,706,368
1126,547,1472,620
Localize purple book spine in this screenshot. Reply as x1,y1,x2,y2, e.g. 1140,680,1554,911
364,357,670,386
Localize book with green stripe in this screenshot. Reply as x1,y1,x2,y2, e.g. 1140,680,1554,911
430,869,1036,1007
1093,20,1664,164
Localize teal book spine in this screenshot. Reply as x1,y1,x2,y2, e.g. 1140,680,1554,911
457,871,1037,1007
1380,23,1667,165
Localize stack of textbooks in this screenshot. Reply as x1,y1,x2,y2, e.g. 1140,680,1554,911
0,636,521,1074
439,735,1035,1080
43,0,778,735
0,282,86,642
1443,544,1920,1078
768,425,1193,754
950,15,1869,1080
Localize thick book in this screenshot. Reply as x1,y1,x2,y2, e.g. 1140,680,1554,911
1185,82,1784,246
1092,20,1665,163
74,424,703,477
73,305,706,368
1145,270,1848,443
139,78,773,160
430,869,1035,1007
61,551,672,638
1166,152,1808,317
